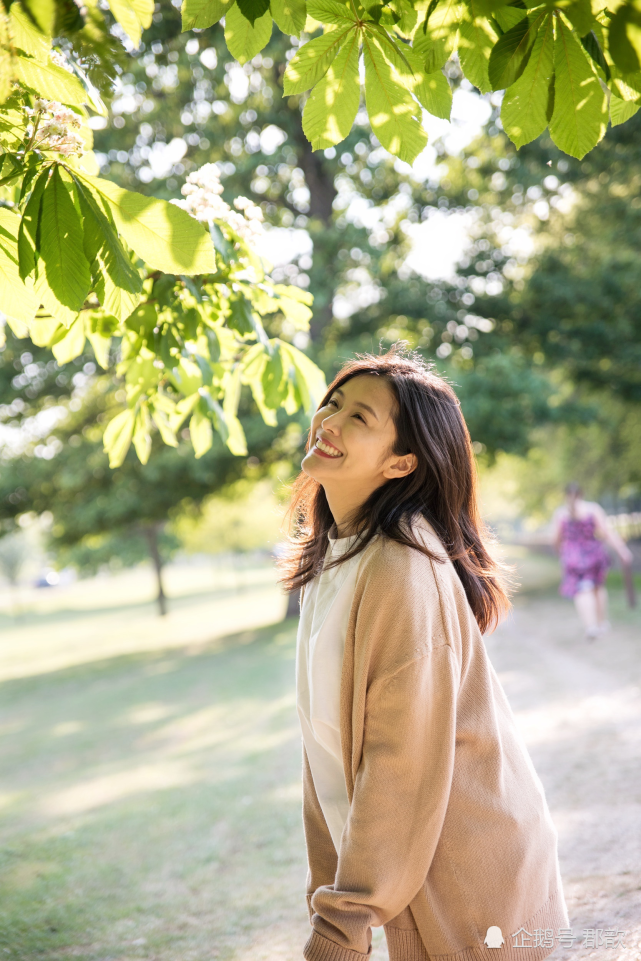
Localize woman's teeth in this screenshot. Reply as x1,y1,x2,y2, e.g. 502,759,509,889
316,439,342,457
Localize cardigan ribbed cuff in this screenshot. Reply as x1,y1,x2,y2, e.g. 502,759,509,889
303,928,373,961
384,925,431,961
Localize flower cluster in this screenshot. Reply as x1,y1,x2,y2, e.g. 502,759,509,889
172,163,264,247
25,100,84,157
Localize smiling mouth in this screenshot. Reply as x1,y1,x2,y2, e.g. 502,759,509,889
314,437,343,458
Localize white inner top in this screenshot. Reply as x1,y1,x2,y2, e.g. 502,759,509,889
295,529,368,853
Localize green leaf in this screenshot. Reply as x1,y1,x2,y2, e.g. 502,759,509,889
38,166,92,315
549,15,608,159
581,29,610,81
18,167,48,280
609,91,639,123
283,26,349,94
307,0,355,23
270,0,307,34
492,1,527,34
302,27,361,149
262,344,288,406
413,68,452,118
488,10,544,90
107,0,153,45
237,0,270,26
132,402,152,464
85,314,113,369
79,173,217,275
224,3,273,64
457,15,498,93
51,314,86,363
182,0,235,29
150,406,178,447
15,55,87,105
103,408,136,468
9,2,50,62
0,209,39,325
501,12,554,148
73,175,143,321
562,0,595,37
363,33,427,164
29,316,60,346
21,0,55,35
189,403,214,458
608,2,641,74
280,341,327,415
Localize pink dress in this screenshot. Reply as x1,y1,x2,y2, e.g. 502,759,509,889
559,514,610,598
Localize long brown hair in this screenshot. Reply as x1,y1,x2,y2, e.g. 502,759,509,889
278,344,512,634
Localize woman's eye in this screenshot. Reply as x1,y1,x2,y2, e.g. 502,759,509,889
353,413,365,422
327,399,338,408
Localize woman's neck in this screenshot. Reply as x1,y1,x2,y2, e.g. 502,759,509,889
324,486,366,538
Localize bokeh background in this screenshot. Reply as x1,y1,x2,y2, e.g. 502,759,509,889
1,10,641,961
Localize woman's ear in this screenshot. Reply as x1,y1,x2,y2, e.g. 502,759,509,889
383,452,418,480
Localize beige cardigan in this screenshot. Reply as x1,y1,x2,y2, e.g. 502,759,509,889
301,516,569,961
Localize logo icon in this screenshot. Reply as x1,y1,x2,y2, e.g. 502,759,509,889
485,926,505,948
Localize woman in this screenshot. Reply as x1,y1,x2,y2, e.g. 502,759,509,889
552,482,633,640
279,346,570,961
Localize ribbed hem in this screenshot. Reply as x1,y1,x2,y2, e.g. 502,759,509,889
385,926,431,961
303,929,372,961
423,886,570,961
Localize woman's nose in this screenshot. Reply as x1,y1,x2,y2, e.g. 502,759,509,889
321,413,340,433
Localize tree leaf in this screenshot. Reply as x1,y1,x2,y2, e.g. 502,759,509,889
608,2,641,75
132,402,153,464
182,0,235,30
15,55,87,105
103,408,136,468
363,32,428,164
224,3,273,64
0,208,39,325
237,0,270,26
562,0,595,38
280,341,327,415
488,10,544,90
73,174,143,321
549,15,608,159
302,26,361,149
414,68,452,118
38,165,92,315
270,0,307,34
457,15,498,93
501,12,554,148
18,170,49,281
150,406,178,446
189,403,214,457
581,29,610,81
78,172,217,275
21,0,55,35
107,0,153,46
51,314,86,363
283,26,349,93
9,2,50,62
609,92,639,124
307,0,355,24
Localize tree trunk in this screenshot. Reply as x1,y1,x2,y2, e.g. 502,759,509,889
144,523,167,617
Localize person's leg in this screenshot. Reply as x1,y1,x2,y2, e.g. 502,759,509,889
573,583,599,638
595,585,610,631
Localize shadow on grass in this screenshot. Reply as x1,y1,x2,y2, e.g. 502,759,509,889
0,616,311,961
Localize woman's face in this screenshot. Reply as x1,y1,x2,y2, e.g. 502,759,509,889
301,373,416,493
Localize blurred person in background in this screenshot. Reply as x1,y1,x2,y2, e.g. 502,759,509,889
552,482,634,640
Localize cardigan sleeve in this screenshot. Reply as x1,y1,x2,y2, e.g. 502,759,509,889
302,739,339,925
304,552,460,960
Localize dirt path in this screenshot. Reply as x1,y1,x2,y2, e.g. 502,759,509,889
369,587,641,961
484,588,641,961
